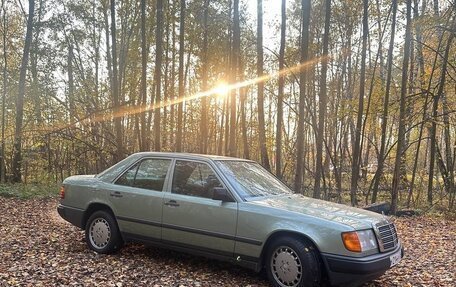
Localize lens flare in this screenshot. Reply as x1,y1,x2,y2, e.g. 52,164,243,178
12,54,331,139
213,82,230,98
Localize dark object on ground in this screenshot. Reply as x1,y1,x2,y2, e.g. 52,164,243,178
363,202,391,215
395,210,421,217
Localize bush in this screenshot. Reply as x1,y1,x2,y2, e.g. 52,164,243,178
0,183,59,199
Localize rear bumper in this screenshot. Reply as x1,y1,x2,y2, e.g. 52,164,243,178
57,204,85,229
321,243,404,287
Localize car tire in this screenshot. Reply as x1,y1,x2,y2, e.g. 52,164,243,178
266,237,321,287
85,210,123,254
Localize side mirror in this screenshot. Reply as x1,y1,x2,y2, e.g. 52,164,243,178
212,187,235,202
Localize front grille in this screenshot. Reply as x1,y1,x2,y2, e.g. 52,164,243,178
375,222,399,252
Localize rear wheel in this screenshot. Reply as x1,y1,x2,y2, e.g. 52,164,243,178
85,210,123,253
266,237,321,287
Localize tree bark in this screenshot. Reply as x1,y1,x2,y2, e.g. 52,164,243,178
30,0,44,126
153,0,164,151
110,0,124,161
391,0,412,214
140,0,149,151
314,0,331,199
12,0,35,183
1,0,7,182
276,0,286,178
429,18,455,205
257,0,270,169
407,0,427,207
349,0,368,206
372,0,398,203
68,44,75,121
176,0,185,152
294,0,310,192
229,0,240,157
200,0,209,154
169,0,177,150
240,84,250,159
103,1,112,88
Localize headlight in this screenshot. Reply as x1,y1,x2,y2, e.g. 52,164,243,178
342,229,378,252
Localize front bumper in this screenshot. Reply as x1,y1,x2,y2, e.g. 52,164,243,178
321,243,404,287
57,204,85,229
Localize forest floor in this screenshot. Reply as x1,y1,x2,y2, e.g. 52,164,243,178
0,196,454,287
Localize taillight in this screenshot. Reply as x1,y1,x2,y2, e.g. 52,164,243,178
59,186,65,199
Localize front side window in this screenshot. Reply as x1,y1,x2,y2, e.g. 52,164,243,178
172,160,222,199
215,160,292,199
116,158,171,191
116,163,139,186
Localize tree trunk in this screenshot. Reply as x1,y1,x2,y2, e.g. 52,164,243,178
407,0,427,207
294,0,310,192
68,44,75,121
391,0,412,214
110,0,124,161
257,0,270,169
176,0,185,152
30,0,43,125
169,0,176,149
103,1,113,88
314,0,331,199
349,0,368,206
276,0,286,178
140,0,149,151
430,18,455,205
372,0,398,203
12,0,35,183
200,0,209,154
240,84,250,159
229,0,240,157
1,0,7,182
153,0,164,151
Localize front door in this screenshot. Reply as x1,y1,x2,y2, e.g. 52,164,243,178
162,159,238,256
107,157,172,241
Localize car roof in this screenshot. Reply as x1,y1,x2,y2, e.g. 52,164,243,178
132,151,254,162
96,152,254,183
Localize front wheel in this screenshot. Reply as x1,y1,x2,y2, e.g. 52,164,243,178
266,237,321,287
85,210,123,254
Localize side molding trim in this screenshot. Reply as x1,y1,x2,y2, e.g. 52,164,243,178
116,216,262,246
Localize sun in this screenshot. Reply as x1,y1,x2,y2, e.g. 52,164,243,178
212,81,230,98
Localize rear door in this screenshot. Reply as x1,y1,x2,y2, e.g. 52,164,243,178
162,159,238,256
107,157,172,241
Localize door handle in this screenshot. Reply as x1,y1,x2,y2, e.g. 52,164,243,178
164,200,180,207
110,191,123,198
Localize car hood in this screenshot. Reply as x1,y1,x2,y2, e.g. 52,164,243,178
249,194,385,230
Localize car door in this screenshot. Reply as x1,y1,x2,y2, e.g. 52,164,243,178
107,157,172,241
162,159,238,256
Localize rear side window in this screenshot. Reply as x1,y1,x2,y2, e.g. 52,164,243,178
116,159,171,191
171,160,222,199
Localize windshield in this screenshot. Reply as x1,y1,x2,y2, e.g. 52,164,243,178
215,160,292,199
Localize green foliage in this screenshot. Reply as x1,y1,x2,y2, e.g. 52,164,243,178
0,183,59,199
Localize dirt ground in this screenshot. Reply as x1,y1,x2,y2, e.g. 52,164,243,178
0,197,454,286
